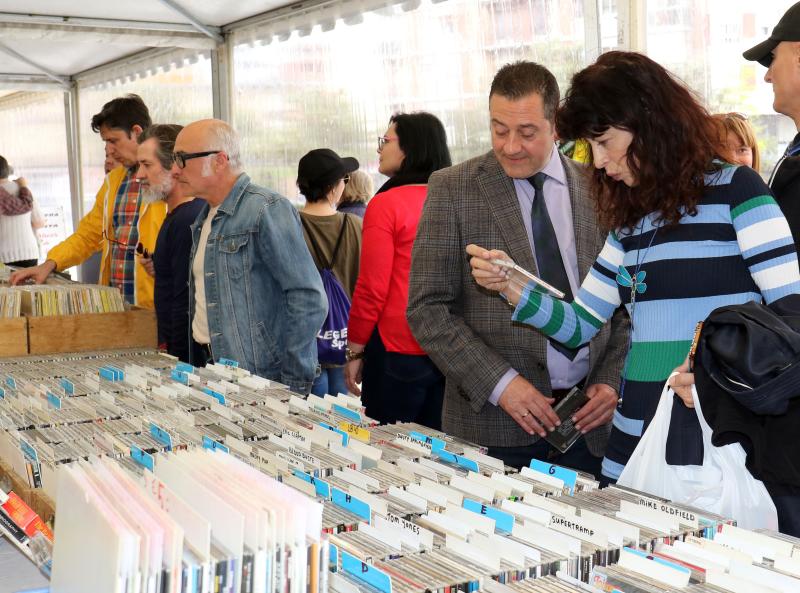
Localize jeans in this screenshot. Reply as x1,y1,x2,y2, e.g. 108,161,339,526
488,434,602,480
361,330,444,430
310,367,348,397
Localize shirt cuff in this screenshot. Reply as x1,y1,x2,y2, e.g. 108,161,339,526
489,368,519,406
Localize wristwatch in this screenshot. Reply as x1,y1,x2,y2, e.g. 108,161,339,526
345,347,365,362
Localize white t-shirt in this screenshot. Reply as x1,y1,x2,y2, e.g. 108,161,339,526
191,206,219,344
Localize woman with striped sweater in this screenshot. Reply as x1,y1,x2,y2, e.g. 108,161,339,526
468,51,800,486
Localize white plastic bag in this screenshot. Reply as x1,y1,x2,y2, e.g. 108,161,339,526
617,378,778,530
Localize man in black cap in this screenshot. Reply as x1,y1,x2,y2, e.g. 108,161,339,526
744,2,800,249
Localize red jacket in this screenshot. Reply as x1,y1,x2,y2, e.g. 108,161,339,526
348,184,428,355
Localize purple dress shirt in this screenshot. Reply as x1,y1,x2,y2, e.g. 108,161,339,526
489,145,590,405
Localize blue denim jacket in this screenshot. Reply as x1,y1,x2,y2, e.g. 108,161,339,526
188,174,327,392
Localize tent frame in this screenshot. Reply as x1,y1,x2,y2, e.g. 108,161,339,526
0,0,647,227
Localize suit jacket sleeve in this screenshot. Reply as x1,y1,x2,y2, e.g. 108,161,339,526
407,170,512,411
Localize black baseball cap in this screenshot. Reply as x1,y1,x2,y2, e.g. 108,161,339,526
297,149,359,189
743,2,800,67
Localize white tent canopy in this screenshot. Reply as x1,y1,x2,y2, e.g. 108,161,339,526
0,0,283,86
0,0,417,91
0,0,648,256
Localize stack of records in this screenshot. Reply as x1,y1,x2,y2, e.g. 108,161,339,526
0,287,21,318
7,348,794,593
14,283,125,316
49,451,326,593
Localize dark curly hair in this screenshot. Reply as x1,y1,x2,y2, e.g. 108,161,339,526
556,51,721,231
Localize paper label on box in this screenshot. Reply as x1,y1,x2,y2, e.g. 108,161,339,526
319,422,349,446
202,436,229,454
548,513,608,546
46,391,62,409
149,422,173,451
202,387,226,405
434,449,479,472
292,469,331,498
462,498,514,533
341,550,391,593
331,487,371,523
384,512,434,549
529,460,577,494
632,496,699,528
60,378,74,395
408,431,445,451
130,445,154,471
338,422,370,443
333,404,362,423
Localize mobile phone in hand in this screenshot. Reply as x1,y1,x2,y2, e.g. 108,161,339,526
490,258,565,298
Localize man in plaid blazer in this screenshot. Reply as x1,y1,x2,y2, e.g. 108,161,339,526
407,62,628,477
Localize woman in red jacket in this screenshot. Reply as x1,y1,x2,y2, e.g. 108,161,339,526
344,112,451,429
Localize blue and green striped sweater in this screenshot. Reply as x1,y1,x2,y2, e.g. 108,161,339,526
512,165,800,480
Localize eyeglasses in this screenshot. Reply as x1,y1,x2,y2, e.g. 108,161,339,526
377,136,398,151
343,174,350,184
102,230,149,257
172,150,221,169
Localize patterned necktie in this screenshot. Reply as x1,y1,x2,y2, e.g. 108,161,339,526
529,172,578,360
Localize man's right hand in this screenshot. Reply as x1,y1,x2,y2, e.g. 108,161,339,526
138,254,155,278
9,260,57,285
498,375,561,437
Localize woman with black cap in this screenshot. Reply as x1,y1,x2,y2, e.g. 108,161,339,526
297,148,363,397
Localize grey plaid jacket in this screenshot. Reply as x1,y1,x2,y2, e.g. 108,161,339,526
407,150,629,455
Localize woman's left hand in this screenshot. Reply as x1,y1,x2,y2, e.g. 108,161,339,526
344,359,363,396
668,357,695,408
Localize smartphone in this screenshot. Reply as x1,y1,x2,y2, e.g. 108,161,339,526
490,258,565,299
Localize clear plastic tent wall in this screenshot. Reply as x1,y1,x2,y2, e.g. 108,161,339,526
0,0,794,220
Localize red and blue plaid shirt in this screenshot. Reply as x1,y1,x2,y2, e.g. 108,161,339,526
109,169,141,304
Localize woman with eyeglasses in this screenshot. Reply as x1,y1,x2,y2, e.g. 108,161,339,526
467,51,800,488
713,112,761,173
297,149,363,398
345,112,452,429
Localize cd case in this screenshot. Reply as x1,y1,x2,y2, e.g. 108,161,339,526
545,387,588,453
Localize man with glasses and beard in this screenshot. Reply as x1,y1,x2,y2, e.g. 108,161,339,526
135,124,204,363
10,94,166,309
172,119,326,392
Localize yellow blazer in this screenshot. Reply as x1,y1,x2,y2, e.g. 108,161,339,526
47,166,167,309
